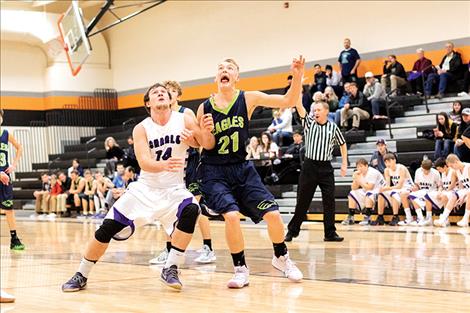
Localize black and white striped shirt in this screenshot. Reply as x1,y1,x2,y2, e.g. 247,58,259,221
303,115,346,161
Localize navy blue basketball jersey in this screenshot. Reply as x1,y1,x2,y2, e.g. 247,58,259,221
201,90,248,165
0,130,9,172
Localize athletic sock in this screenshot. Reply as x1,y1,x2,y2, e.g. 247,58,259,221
441,208,452,220
404,208,412,221
426,210,432,219
10,230,17,239
231,250,246,267
364,207,372,217
463,209,470,220
348,208,355,216
203,239,212,251
416,208,424,221
166,241,172,252
165,246,185,269
78,257,97,278
273,242,288,258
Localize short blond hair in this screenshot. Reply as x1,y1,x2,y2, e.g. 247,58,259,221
223,58,239,71
446,153,460,164
162,80,182,97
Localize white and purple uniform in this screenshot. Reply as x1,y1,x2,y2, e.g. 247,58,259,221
106,112,199,240
380,164,414,207
425,168,457,209
408,167,441,209
349,167,385,210
454,163,470,206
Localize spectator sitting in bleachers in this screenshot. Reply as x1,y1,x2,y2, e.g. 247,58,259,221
112,162,126,188
310,64,327,94
80,169,96,218
65,169,85,218
434,112,458,160
123,135,140,174
408,48,433,95
425,42,463,99
260,132,279,159
104,136,124,177
324,87,339,123
309,91,326,117
93,170,113,219
453,108,470,162
335,82,351,126
104,166,136,211
48,174,64,218
32,173,50,219
338,38,361,83
268,108,293,146
370,138,390,174
449,101,462,125
340,82,371,133
246,136,262,160
325,64,342,96
67,158,83,177
381,54,407,96
283,131,304,159
363,71,387,119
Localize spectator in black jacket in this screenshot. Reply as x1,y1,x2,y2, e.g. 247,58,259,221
453,108,470,162
104,136,124,177
381,55,407,96
425,42,463,98
284,131,304,159
340,82,371,133
370,139,390,174
434,112,457,160
123,135,139,174
310,64,327,94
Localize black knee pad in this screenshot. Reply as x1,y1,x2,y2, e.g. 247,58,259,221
176,203,200,234
95,219,126,243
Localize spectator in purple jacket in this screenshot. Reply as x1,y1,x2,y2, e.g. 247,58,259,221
408,48,433,94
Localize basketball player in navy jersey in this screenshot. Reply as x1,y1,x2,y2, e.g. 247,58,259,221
0,109,24,304
149,80,216,265
62,84,215,292
197,56,305,288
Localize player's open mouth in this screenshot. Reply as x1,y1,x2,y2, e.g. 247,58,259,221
220,75,230,83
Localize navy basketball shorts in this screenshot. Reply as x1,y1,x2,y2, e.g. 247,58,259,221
185,150,202,197
0,182,14,210
198,161,279,223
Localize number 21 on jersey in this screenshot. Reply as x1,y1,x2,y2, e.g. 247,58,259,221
218,132,239,155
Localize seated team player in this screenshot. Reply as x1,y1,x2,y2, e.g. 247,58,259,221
61,83,215,292
422,158,458,226
434,154,470,227
398,159,441,226
372,153,414,226
342,158,385,226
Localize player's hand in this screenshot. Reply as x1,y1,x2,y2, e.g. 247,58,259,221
180,128,194,144
5,164,16,174
291,55,305,78
200,113,214,132
341,164,347,177
411,185,419,192
162,157,184,172
0,172,9,185
344,103,350,110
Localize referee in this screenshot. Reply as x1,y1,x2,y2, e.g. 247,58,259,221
285,101,348,242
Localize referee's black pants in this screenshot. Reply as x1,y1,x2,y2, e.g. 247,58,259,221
287,159,337,238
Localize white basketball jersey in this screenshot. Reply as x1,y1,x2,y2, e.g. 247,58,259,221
364,167,386,190
389,164,413,187
441,168,455,191
414,167,440,191
456,162,470,189
138,112,189,189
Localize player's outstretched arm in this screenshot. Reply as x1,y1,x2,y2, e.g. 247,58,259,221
245,55,305,117
6,133,23,174
133,124,184,173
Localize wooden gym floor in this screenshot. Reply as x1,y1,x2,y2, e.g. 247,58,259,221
1,217,469,313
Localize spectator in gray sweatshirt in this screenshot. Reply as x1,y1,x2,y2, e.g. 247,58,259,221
363,71,387,119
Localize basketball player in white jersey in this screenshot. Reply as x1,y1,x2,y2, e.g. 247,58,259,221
342,158,385,225
398,159,441,225
434,154,470,227
420,158,458,226
62,83,216,292
149,80,216,265
372,153,414,226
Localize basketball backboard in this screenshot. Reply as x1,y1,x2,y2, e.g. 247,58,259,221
57,0,92,76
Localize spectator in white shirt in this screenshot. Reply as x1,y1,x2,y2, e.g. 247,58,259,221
325,64,342,97
268,108,293,146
